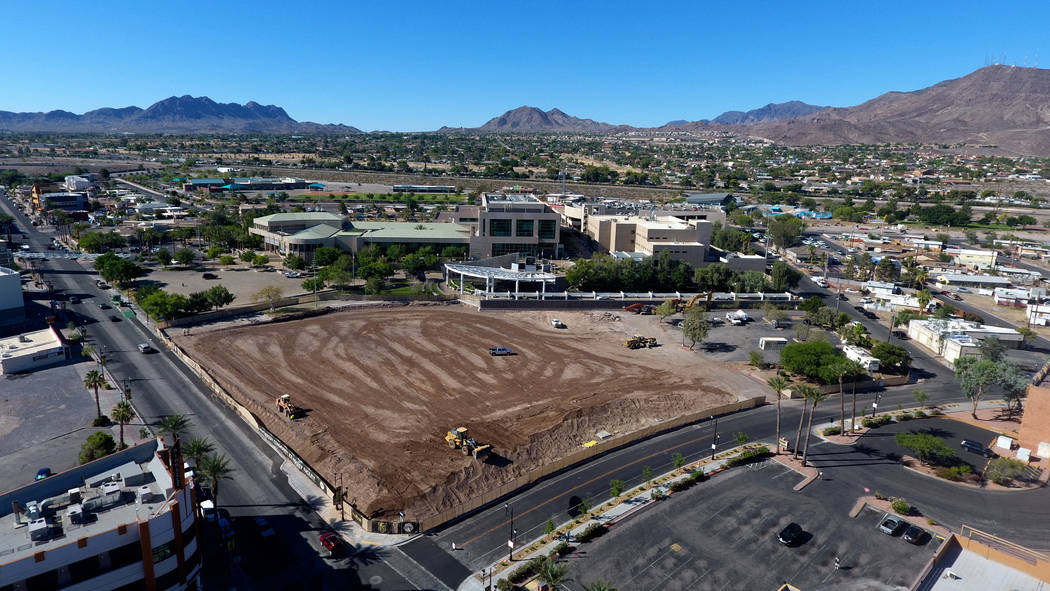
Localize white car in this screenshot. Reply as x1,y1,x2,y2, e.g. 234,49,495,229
551,318,565,328
860,297,874,304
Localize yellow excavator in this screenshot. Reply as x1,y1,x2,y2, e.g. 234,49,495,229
444,427,492,460
276,394,300,420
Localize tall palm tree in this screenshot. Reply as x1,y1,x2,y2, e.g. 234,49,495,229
156,414,191,445
538,558,573,589
916,288,931,312
84,369,106,418
766,376,789,455
801,388,830,467
183,437,214,468
198,454,233,506
845,359,865,434
792,385,815,460
583,581,618,591
828,358,852,435
110,401,134,449
80,343,97,363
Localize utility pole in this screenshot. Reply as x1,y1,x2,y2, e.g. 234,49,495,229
504,503,516,562
886,311,895,343
710,415,719,459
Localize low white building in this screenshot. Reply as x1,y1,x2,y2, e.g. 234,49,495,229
936,274,1012,290
1025,302,1050,326
0,326,68,374
992,287,1032,308
0,266,22,314
907,318,1022,363
865,281,899,296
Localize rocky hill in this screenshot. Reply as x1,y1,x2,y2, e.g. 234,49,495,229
742,66,1050,154
712,100,826,125
477,106,622,133
0,95,361,134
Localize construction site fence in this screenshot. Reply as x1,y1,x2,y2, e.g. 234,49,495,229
474,294,799,312
418,395,766,531
1032,357,1050,385
157,291,455,329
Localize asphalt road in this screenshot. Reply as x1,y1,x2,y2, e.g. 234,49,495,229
0,194,423,590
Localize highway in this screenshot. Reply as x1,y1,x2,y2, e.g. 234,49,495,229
0,193,423,590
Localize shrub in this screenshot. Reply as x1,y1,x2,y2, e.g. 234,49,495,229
823,426,842,436
934,465,973,481
550,541,574,557
895,432,955,465
862,415,893,429
92,416,111,427
576,522,607,543
986,457,1029,485
891,499,911,515
913,410,927,418
496,579,513,591
897,413,913,421
725,447,772,468
509,556,546,583
874,491,886,500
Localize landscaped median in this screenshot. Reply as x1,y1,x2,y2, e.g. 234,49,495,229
475,443,775,590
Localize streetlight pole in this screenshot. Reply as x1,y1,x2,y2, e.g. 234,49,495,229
710,415,719,459
504,503,516,562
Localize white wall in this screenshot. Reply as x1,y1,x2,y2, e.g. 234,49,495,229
0,267,22,312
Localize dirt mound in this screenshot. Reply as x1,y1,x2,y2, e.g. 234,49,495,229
178,306,750,519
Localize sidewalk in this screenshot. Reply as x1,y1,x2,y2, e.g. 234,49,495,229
67,335,152,448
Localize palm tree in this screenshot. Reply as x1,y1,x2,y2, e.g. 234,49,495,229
583,581,618,591
766,376,789,454
80,343,97,364
84,369,106,418
156,414,191,445
916,288,932,312
801,388,830,466
844,359,865,433
792,385,814,460
198,454,233,506
183,437,214,468
538,558,573,589
110,401,134,449
828,358,861,434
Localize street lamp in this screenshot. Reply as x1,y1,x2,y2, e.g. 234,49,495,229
710,415,719,459
504,503,516,562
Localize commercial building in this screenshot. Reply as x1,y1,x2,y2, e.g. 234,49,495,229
470,193,561,259
907,318,1022,363
946,248,998,269
0,326,68,374
250,212,470,262
683,192,735,208
0,439,201,591
36,192,86,212
935,274,1012,290
183,177,312,193
1024,302,1050,326
585,214,712,266
0,265,22,312
63,175,96,192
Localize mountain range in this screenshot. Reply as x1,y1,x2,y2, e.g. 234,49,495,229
0,95,362,134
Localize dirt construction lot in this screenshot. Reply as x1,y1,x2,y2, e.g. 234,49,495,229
176,305,763,520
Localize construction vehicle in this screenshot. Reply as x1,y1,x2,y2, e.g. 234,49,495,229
726,309,750,326
623,303,656,315
276,394,300,419
624,334,658,349
444,427,492,460
678,292,712,312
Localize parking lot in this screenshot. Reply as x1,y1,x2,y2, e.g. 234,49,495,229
686,309,837,365
563,463,938,591
138,261,309,303
0,361,98,491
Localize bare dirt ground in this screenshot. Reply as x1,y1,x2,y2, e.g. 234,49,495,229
176,304,764,519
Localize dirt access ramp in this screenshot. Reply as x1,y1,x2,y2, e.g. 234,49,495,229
177,304,761,519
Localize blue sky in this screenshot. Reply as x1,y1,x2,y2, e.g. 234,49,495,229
3,1,1050,130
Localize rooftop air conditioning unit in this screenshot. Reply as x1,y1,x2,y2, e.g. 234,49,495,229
68,488,82,504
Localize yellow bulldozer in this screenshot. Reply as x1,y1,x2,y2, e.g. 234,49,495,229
445,427,492,460
624,334,658,349
276,394,300,420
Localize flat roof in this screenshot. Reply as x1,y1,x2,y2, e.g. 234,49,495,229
444,263,557,282
923,543,1046,591
483,193,541,204
290,224,342,240
347,221,471,241
937,274,1012,284
254,212,344,224
0,441,173,566
0,327,61,360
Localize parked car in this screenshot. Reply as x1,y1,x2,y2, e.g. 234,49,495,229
69,296,80,304
957,287,971,293
879,516,905,535
860,297,874,304
903,524,926,544
202,272,218,280
319,531,343,556
35,468,52,481
137,343,154,354
551,318,565,328
960,439,996,458
109,315,122,322
253,516,277,543
951,293,963,301
488,347,514,356
284,271,302,278
98,302,110,309
778,522,803,545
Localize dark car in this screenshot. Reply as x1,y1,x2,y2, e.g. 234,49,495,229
863,311,878,320
879,516,905,535
960,439,996,458
98,302,110,309
903,524,925,544
35,468,52,481
109,315,122,322
202,272,218,280
853,305,866,313
778,522,803,545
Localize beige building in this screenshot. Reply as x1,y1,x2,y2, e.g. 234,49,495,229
907,318,1022,363
469,194,561,259
585,214,712,266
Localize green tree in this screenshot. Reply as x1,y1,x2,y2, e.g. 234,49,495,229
870,342,911,373
916,289,932,312
252,254,269,267
198,453,234,506
894,432,955,465
986,457,1029,485
578,496,592,515
156,414,191,444
79,431,116,464
285,255,306,270
139,289,188,320
1017,327,1036,350
173,248,196,267
642,465,654,486
155,248,172,266
218,254,235,266
682,307,710,350
84,369,106,418
110,401,135,449
800,387,829,466
544,518,556,536
204,285,235,311
749,350,764,368
302,277,327,292
313,246,342,266
780,340,841,383
913,388,929,409
978,337,1007,361
999,362,1030,417
954,357,1000,418
610,479,625,497
253,285,283,311
672,451,685,471
767,214,805,250
538,558,573,588
655,299,677,323
798,296,825,314
183,437,215,467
